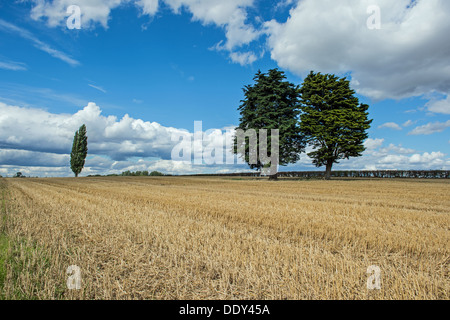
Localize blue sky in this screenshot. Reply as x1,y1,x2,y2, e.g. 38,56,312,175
0,0,449,177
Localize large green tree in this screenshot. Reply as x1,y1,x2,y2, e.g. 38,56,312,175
234,69,305,179
299,72,372,180
70,124,88,177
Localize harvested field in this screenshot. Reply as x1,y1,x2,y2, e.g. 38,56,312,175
0,177,448,299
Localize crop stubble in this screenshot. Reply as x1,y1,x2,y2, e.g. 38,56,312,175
1,177,448,299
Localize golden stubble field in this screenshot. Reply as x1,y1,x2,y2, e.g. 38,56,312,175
0,176,448,299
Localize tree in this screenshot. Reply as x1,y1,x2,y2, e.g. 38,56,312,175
234,69,305,180
149,171,164,176
70,124,88,177
13,172,23,178
298,71,372,180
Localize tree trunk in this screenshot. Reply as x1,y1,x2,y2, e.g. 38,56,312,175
325,160,333,180
75,173,78,178
269,172,278,181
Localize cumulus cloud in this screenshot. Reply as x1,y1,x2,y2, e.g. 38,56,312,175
334,139,449,170
264,0,450,100
426,95,450,115
379,144,416,155
409,152,445,165
0,101,249,176
229,51,258,66
311,135,446,170
136,0,160,16
30,0,124,29
364,138,384,150
282,136,449,172
0,101,183,159
408,120,450,135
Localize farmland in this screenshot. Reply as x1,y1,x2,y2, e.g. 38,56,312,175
0,176,448,300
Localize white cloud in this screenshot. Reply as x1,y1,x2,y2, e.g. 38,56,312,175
378,154,406,165
379,144,415,155
426,95,450,115
408,120,450,135
0,101,183,160
164,0,253,27
0,101,248,176
264,0,450,100
88,84,107,93
161,0,261,61
28,0,260,65
364,138,384,150
23,0,450,82
286,137,449,172
229,51,258,66
409,152,445,165
30,0,124,29
0,60,27,71
334,143,449,170
29,0,257,38
0,19,80,66
378,122,402,130
402,120,415,127
136,0,160,16
274,0,295,11
221,6,260,50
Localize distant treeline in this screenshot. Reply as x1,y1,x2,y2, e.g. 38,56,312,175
189,170,450,179
120,170,165,176
87,170,166,177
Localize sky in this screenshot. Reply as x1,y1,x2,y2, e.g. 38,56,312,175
0,0,449,177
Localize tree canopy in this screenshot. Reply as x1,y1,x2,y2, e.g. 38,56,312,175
70,124,88,178
299,71,372,179
234,69,305,179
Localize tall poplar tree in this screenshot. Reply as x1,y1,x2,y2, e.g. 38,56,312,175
234,69,305,179
299,72,372,180
70,124,88,177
